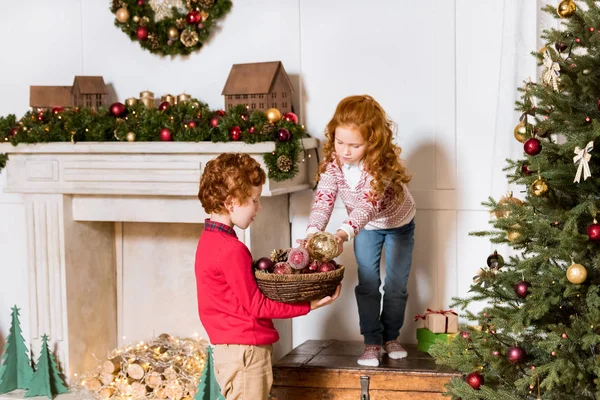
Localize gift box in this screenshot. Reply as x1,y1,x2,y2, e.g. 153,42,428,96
414,309,458,334
416,328,457,354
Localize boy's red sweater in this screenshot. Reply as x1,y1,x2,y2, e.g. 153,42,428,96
195,219,310,345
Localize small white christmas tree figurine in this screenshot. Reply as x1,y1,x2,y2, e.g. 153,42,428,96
25,335,69,399
0,305,34,393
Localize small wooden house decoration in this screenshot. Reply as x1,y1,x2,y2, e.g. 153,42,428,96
222,61,293,113
29,76,108,111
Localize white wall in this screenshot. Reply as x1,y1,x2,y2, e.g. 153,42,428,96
0,0,557,354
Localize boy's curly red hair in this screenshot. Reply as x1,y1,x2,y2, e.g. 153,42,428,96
319,95,411,200
198,153,266,214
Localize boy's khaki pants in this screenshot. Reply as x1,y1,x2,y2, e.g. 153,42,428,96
213,344,273,400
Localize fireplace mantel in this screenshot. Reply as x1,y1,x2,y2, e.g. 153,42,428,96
0,139,318,381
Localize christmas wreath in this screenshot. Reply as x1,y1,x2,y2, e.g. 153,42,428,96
0,100,307,182
111,0,232,56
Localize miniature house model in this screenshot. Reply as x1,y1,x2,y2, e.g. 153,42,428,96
30,76,108,110
222,61,293,113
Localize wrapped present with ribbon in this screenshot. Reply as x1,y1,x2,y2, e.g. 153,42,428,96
416,328,457,354
414,308,458,334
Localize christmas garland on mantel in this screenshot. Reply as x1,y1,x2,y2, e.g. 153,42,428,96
111,0,232,56
0,101,307,182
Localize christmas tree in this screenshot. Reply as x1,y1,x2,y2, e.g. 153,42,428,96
0,305,34,393
25,335,68,399
430,1,600,399
194,346,224,400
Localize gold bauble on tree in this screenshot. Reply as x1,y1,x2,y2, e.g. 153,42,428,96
557,0,576,18
116,7,130,23
507,229,521,242
126,132,136,142
513,121,528,143
531,177,549,197
276,155,292,172
494,191,524,219
566,263,587,284
168,27,179,40
307,232,339,262
266,108,281,123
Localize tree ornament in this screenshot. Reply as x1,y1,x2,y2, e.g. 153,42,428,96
24,335,69,398
116,7,130,22
109,102,127,118
555,41,568,52
277,155,292,172
276,128,291,142
566,263,587,284
255,257,274,272
180,30,199,47
514,281,530,298
270,248,290,263
507,346,526,364
531,177,549,197
486,250,504,269
287,247,310,270
524,138,542,156
216,109,226,117
159,128,172,141
587,219,600,242
167,26,179,39
266,108,281,123
186,10,200,24
273,262,294,274
513,121,528,143
126,132,136,142
306,232,339,262
136,26,149,41
507,228,520,242
51,107,64,115
460,331,471,340
37,111,45,121
494,192,524,219
282,112,299,124
198,0,215,7
210,117,220,128
557,0,576,18
465,371,484,390
521,163,533,176
229,126,241,141
158,101,170,111
249,126,256,134
541,49,561,91
573,141,593,183
583,68,591,75
8,127,18,138
0,306,34,393
187,120,197,129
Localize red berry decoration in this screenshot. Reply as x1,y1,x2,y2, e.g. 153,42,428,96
159,128,172,141
521,163,533,176
282,112,299,124
255,257,274,272
524,138,542,156
37,111,45,121
186,10,200,24
507,346,526,364
8,127,18,138
514,280,530,298
136,26,149,41
277,128,291,142
109,102,127,118
588,221,600,242
210,117,220,128
51,107,64,115
465,371,484,390
249,126,256,134
229,126,242,141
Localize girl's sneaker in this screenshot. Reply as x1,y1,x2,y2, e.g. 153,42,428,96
383,340,408,359
357,345,381,367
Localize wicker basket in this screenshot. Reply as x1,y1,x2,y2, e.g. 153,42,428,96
255,266,345,303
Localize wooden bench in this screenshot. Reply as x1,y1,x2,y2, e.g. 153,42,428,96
272,340,460,400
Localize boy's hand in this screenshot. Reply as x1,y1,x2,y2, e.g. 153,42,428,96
310,284,342,310
334,230,348,256
296,233,315,248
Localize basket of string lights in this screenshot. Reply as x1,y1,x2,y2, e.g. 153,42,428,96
253,232,344,303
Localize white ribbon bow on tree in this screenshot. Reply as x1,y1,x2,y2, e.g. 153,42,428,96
573,141,594,183
542,50,561,92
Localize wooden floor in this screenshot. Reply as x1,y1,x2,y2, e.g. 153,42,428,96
272,340,460,400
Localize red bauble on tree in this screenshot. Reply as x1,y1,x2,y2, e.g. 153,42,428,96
136,26,149,41
159,128,172,141
524,138,542,156
514,280,530,298
216,109,226,117
277,128,291,142
51,107,64,115
465,371,484,390
109,102,127,118
587,220,600,242
210,117,220,128
229,126,242,141
460,331,471,341
249,126,256,134
507,346,526,364
521,163,533,176
187,121,197,129
137,0,144,4
255,257,274,272
37,111,45,121
186,10,200,24
8,127,18,138
282,112,299,124
158,101,170,111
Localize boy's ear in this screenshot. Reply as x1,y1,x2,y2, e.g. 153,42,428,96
224,196,235,213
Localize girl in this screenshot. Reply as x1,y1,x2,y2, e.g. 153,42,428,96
306,95,416,367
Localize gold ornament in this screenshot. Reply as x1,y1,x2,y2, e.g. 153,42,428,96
175,18,186,29
531,177,549,197
566,263,587,284
199,10,210,22
140,16,150,26
270,248,290,263
557,0,576,18
149,34,160,50
168,26,180,39
513,121,528,143
180,30,199,47
116,7,130,23
307,231,339,262
507,229,521,242
277,155,292,172
125,97,138,107
494,192,524,219
126,132,136,142
133,15,140,23
266,108,281,123
197,0,215,7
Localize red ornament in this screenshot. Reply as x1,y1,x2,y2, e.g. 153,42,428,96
136,26,149,41
255,257,274,272
229,126,242,141
287,247,309,270
283,112,299,124
210,117,220,128
51,107,64,115
249,126,256,134
37,111,45,121
507,346,526,364
158,101,170,111
137,0,144,4
8,127,18,138
586,116,591,123
524,138,542,156
460,331,471,341
188,121,197,129
109,102,127,118
465,371,484,390
587,222,600,242
277,128,291,142
241,114,247,121
521,163,533,176
317,262,336,273
159,128,172,141
186,10,200,24
514,281,530,298
216,109,226,117
307,261,320,273
273,262,293,274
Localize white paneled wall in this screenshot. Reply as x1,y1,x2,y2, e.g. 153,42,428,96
0,0,553,353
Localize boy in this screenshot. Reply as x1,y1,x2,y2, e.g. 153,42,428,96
195,153,340,400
